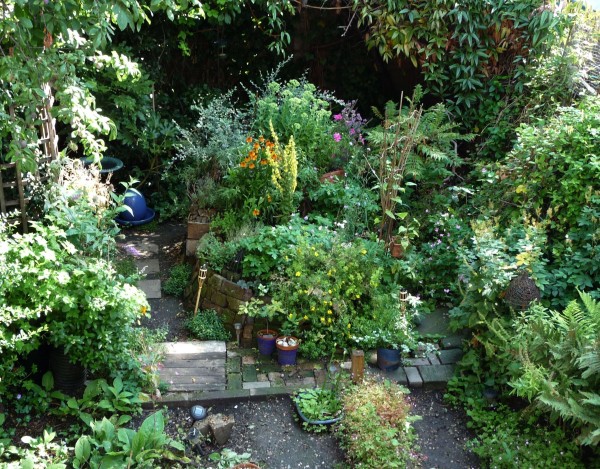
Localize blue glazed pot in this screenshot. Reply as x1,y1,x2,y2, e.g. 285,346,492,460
122,189,147,221
257,329,278,356
276,336,299,366
294,394,343,426
377,348,401,371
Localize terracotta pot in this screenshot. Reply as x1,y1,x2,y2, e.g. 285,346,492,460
232,463,260,469
390,241,404,258
276,336,300,366
319,169,345,183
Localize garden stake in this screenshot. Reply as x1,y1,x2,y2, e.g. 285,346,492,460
193,264,208,316
351,349,365,384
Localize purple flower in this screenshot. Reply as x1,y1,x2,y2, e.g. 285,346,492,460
333,114,342,121
333,133,342,142
444,288,450,294
16,393,22,400
349,128,356,135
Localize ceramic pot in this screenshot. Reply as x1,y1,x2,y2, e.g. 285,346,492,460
122,189,147,221
376,348,401,371
256,329,278,356
276,336,300,366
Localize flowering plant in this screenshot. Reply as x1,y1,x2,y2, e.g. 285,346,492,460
351,291,420,351
329,101,368,170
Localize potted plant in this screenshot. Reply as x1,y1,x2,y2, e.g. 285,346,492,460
293,387,343,431
390,216,420,258
351,291,419,371
238,288,280,356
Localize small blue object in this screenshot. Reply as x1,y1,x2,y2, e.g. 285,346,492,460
190,405,207,421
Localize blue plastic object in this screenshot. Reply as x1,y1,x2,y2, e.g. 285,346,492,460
79,156,123,174
121,189,147,221
376,348,401,371
190,405,207,421
115,208,155,227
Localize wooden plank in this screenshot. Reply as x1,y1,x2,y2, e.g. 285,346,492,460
165,382,226,392
159,367,225,378
162,341,226,355
160,357,226,368
162,352,225,361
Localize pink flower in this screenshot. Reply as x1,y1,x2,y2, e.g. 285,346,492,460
333,114,342,121
333,133,342,142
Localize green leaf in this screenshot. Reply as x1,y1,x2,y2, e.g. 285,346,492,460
385,209,396,220
75,436,91,461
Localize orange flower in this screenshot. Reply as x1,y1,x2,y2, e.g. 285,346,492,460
246,136,253,143
259,136,265,143
271,154,278,161
252,208,260,217
253,143,260,150
249,163,255,169
260,159,268,165
240,161,247,168
267,194,272,202
249,151,257,160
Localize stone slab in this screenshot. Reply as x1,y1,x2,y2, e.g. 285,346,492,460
226,357,241,373
404,366,423,388
159,367,225,377
163,341,226,355
427,352,442,365
134,258,160,275
166,382,226,392
441,334,468,349
439,349,464,365
385,366,408,386
122,241,159,258
418,364,456,389
138,279,162,299
404,357,430,367
242,381,271,390
227,373,242,390
417,308,451,336
242,365,257,382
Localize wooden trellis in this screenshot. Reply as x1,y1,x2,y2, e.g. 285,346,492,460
1,84,59,232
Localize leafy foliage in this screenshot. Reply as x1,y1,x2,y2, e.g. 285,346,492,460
510,291,600,446
163,263,193,297
336,379,419,468
185,310,230,341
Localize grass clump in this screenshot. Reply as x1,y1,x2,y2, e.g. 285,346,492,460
163,263,193,297
185,310,230,341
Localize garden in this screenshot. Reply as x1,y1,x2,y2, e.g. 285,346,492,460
1,0,599,467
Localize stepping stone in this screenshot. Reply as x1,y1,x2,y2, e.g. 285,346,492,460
418,364,456,389
439,349,464,365
138,279,161,299
386,366,408,386
122,241,159,258
404,366,423,388
417,308,451,336
243,381,271,390
163,341,226,355
404,357,430,367
135,258,160,275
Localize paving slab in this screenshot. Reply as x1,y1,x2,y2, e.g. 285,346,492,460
404,357,430,367
417,308,451,336
418,364,456,389
385,366,409,386
427,352,442,365
439,348,464,365
227,373,242,390
138,279,162,299
242,381,271,390
226,357,241,373
404,366,423,388
242,365,258,382
134,258,160,275
122,241,159,258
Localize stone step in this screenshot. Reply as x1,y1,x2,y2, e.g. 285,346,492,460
162,341,226,355
138,279,162,299
161,357,226,368
160,366,225,377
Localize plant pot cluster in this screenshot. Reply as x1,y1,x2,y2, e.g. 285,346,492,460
256,330,300,365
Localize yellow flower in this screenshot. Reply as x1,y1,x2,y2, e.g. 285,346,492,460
328,289,332,294
252,208,260,217
327,317,332,323
355,294,361,299
361,249,367,255
140,306,148,316
320,317,325,323
329,301,333,306
310,306,315,311
314,252,319,257
347,323,351,329
327,309,333,315
288,313,293,319
295,271,301,277
303,315,309,320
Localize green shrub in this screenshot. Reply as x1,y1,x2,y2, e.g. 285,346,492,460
185,310,230,341
467,405,584,468
163,263,193,297
509,291,600,446
336,379,419,468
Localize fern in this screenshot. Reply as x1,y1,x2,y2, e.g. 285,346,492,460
510,290,600,445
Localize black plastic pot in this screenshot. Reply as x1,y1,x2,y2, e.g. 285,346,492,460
49,347,86,394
